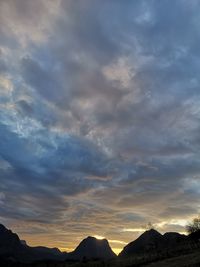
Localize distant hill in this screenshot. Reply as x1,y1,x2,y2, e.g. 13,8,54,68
119,229,187,257
67,236,116,260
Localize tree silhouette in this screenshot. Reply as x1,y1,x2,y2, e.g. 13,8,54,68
186,216,200,242
146,222,155,231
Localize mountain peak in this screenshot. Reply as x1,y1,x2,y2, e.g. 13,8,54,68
147,228,159,233
119,229,164,257
85,236,101,241
85,236,108,243
68,236,116,260
0,223,66,262
120,229,187,257
142,228,162,237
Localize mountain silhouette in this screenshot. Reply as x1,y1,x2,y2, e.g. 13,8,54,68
119,229,187,257
0,223,27,260
0,224,116,262
0,223,191,263
119,229,163,257
0,224,66,262
67,236,116,260
163,232,187,246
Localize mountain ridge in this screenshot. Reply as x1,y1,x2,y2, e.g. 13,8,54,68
0,224,66,262
119,228,187,257
0,223,194,263
0,224,116,262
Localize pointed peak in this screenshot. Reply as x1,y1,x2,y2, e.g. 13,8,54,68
70,235,116,260
81,236,108,246
143,228,162,236
86,236,96,240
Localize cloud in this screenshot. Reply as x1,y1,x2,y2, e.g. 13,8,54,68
0,0,200,253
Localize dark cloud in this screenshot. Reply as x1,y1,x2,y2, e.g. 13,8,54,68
20,57,64,103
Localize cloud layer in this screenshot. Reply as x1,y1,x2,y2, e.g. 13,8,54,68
0,0,200,253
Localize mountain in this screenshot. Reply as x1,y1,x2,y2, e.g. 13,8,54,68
119,229,187,257
0,224,66,262
163,232,187,246
0,224,116,262
119,229,163,257
0,223,27,261
26,245,67,262
20,240,27,246
67,236,116,260
0,223,190,263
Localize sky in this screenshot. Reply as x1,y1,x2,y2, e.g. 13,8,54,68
0,0,200,255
